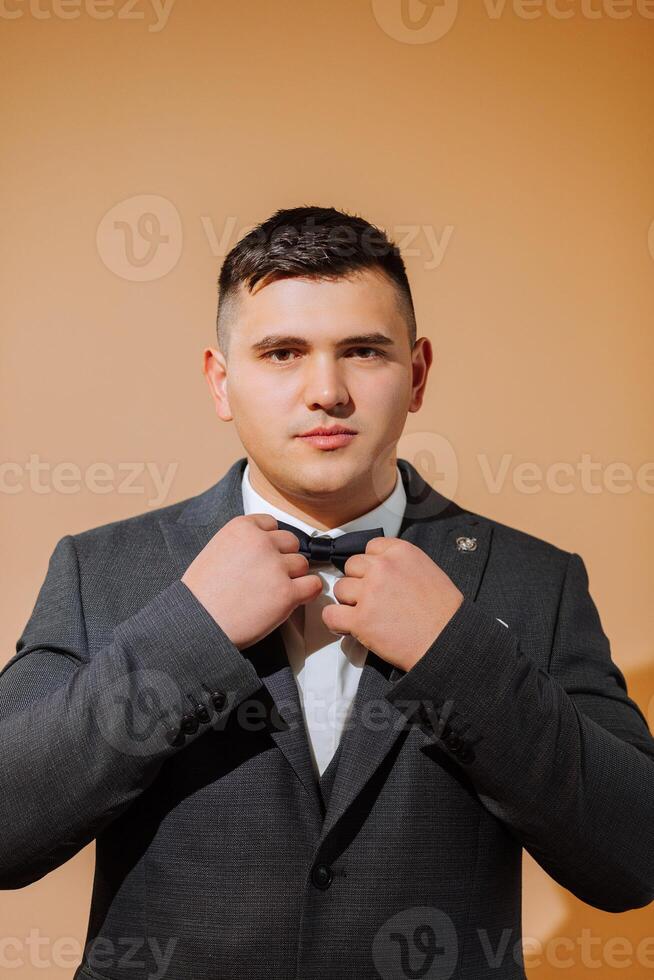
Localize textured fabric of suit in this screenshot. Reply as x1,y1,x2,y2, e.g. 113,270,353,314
1,456,653,980
317,736,344,813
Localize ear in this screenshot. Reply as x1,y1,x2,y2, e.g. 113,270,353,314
408,337,433,413
203,347,233,421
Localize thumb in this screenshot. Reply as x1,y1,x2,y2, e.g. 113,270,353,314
292,573,324,605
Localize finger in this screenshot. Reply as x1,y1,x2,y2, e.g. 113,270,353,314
282,552,312,578
365,536,395,555
322,601,354,636
341,553,369,577
268,529,302,553
293,573,324,604
332,577,361,606
246,513,279,531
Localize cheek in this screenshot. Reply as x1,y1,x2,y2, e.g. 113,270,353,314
232,367,282,405
230,374,294,428
360,376,409,422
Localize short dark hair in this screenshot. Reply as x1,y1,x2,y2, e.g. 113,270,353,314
216,205,417,356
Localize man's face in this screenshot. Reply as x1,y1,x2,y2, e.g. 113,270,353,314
204,267,431,501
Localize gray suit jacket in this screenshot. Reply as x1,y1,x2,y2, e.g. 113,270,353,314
2,456,653,980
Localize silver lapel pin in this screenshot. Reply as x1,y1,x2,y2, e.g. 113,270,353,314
455,535,477,552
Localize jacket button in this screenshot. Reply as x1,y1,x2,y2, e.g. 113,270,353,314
193,702,211,723
211,690,227,711
165,727,185,747
418,703,432,725
311,863,333,890
180,712,199,735
417,704,434,735
443,731,461,751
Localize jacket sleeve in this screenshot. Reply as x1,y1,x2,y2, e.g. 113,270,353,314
0,534,264,890
384,550,654,913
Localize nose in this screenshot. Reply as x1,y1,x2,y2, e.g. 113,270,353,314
302,355,350,411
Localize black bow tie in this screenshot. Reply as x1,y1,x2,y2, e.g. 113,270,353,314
275,519,385,573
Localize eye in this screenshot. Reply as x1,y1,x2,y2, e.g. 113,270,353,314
349,347,384,359
262,349,298,363
260,347,385,363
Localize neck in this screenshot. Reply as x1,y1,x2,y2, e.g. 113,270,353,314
246,457,399,530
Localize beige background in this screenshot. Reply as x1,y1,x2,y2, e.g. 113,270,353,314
2,0,654,976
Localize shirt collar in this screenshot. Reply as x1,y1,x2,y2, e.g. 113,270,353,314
241,460,406,540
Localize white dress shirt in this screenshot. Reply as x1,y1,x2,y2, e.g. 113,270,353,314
241,461,407,778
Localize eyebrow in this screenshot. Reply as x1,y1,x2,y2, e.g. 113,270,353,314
250,332,395,353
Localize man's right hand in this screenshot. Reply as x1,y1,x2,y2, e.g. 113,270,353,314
181,514,323,650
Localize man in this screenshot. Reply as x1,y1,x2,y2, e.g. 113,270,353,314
1,205,653,980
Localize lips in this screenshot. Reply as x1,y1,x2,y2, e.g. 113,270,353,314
297,427,357,437
296,428,357,450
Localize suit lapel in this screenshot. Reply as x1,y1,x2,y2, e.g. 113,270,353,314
157,457,323,816
316,463,492,846
156,455,493,844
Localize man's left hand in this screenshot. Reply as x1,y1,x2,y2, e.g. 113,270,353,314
322,538,464,672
